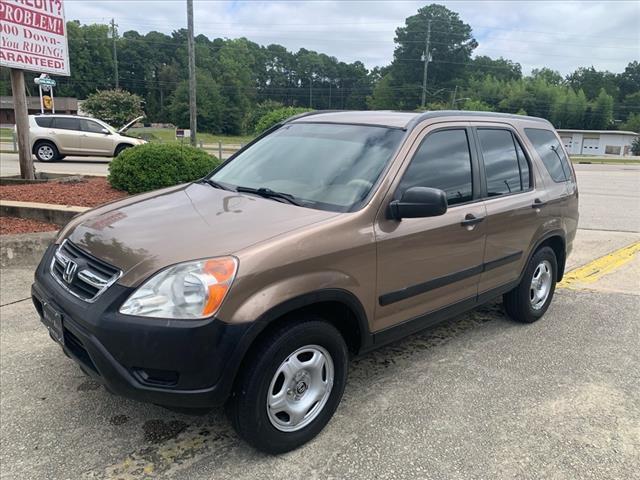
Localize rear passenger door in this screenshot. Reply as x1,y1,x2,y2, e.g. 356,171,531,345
473,125,542,295
50,117,82,154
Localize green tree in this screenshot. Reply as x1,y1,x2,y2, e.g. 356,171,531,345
588,88,614,129
367,74,397,109
470,56,522,82
82,89,144,127
461,99,493,111
254,106,312,133
371,3,477,109
531,68,564,86
631,137,640,156
621,113,640,133
168,71,224,133
566,66,618,100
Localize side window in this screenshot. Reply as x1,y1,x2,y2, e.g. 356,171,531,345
477,129,529,196
53,117,81,131
525,128,572,182
81,119,106,133
398,129,473,206
34,117,53,128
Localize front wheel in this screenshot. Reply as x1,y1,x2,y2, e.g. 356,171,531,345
114,144,132,157
227,317,348,454
504,246,558,323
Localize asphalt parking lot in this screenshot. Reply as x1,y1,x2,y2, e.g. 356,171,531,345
1,164,639,479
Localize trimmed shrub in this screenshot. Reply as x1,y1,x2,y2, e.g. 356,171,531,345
108,143,220,194
254,107,313,134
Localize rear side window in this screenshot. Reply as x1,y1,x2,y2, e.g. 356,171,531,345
53,117,81,131
398,129,473,206
34,117,53,128
525,128,572,182
477,129,530,196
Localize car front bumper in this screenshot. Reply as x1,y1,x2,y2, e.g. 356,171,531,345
32,245,251,408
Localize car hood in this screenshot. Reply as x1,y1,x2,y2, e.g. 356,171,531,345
117,115,144,133
65,183,338,286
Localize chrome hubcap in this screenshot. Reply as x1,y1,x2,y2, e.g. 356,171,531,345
266,345,334,432
530,260,552,310
38,145,54,160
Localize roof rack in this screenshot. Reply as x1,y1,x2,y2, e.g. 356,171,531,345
405,110,552,131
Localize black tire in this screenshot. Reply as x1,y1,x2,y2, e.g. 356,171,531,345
504,246,558,323
114,144,132,157
227,317,348,454
34,141,60,162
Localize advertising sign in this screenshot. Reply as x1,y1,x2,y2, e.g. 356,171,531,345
0,0,70,76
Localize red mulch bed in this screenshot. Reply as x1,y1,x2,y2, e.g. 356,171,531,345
1,216,58,235
0,177,127,208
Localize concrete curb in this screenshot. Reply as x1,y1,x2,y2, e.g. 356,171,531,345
1,231,57,268
1,200,89,226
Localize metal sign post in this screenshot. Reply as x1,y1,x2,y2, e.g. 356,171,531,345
34,75,57,114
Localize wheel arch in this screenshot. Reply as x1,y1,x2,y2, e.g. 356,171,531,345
222,289,371,399
525,230,567,282
32,138,59,154
114,143,134,156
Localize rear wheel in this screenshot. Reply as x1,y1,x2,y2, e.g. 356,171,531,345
34,141,60,162
504,246,558,323
227,317,348,454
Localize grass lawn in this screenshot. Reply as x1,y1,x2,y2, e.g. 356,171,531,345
129,127,254,145
1,128,14,140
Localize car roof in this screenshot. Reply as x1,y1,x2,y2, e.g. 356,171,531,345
31,114,88,119
288,110,552,130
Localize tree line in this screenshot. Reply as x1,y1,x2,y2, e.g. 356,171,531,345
1,4,638,134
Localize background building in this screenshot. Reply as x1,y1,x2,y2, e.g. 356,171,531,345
0,96,79,126
558,129,638,157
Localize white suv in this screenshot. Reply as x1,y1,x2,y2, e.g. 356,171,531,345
25,114,146,162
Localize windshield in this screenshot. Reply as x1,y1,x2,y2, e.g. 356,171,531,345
210,123,405,212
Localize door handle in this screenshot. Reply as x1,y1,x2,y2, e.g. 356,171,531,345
461,213,485,227
532,198,547,209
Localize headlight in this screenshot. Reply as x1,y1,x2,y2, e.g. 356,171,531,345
119,257,237,319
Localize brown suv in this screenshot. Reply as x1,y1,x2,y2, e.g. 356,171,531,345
32,111,578,453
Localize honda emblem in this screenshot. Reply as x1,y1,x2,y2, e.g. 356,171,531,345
62,260,78,284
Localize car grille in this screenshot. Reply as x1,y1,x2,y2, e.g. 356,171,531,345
50,240,122,302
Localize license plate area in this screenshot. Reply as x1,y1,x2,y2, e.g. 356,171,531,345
42,302,64,345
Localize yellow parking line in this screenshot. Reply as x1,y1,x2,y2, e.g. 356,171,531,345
559,241,640,289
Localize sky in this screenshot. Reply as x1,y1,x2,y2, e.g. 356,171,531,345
65,0,640,75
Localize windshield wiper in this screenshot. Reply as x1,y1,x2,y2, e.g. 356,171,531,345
201,178,234,191
236,186,302,206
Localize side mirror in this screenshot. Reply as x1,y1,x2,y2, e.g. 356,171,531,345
388,187,448,220
101,128,111,135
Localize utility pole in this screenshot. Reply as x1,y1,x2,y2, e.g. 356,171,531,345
10,69,34,180
451,85,458,108
187,0,197,147
420,19,432,110
309,75,313,108
110,18,119,89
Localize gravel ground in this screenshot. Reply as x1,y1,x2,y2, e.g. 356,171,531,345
0,178,126,207
0,216,58,235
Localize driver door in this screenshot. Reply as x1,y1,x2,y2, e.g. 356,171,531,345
79,119,114,155
374,124,486,335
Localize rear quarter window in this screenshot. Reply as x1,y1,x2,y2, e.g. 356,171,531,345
34,117,53,128
524,128,572,182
